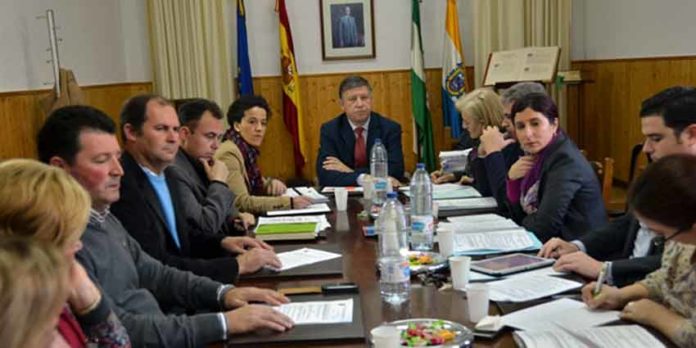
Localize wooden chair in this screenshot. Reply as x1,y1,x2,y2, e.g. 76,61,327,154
580,150,616,211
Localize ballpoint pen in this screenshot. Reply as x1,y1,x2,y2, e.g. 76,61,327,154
593,262,608,297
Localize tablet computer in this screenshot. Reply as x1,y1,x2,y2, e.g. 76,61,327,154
470,253,554,276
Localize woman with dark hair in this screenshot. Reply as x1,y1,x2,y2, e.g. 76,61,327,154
506,93,607,242
215,95,311,214
584,154,696,348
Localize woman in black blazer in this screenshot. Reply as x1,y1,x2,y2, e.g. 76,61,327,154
506,93,607,242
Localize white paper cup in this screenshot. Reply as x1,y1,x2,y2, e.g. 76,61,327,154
363,178,374,200
437,229,454,257
371,325,400,348
432,202,439,218
466,283,490,323
449,255,471,290
335,187,348,211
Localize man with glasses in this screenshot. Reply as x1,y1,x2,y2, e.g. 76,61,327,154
170,98,256,236
540,86,696,286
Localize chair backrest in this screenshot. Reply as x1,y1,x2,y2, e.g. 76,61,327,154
590,157,614,207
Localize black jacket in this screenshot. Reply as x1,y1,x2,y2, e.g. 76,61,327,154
579,212,663,287
111,151,239,284
509,133,608,242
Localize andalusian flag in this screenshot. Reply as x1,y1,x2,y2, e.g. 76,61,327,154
276,0,306,176
237,0,254,95
411,0,436,171
442,0,467,138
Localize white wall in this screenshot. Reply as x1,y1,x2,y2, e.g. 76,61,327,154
0,0,151,92
244,0,475,77
572,0,696,60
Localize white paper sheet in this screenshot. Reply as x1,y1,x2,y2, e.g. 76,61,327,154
320,186,363,193
436,197,497,210
452,229,534,252
293,186,330,203
487,275,582,302
274,299,353,325
504,266,567,279
274,247,341,271
440,219,521,233
256,215,331,231
513,324,664,348
446,213,507,224
266,203,331,216
502,298,619,331
282,188,300,197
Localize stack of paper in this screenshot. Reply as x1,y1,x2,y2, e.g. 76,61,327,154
320,186,364,194
266,203,331,216
401,183,482,200
513,325,665,348
439,149,471,173
293,187,330,203
438,213,542,255
502,298,619,330
436,197,497,211
488,276,582,302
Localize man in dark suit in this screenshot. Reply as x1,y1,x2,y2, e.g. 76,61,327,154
168,98,254,236
316,75,405,187
112,94,281,284
540,86,696,286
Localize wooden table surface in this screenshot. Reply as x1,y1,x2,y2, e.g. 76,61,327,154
235,197,515,347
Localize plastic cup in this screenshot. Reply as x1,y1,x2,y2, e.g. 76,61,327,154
432,202,439,218
437,229,455,257
449,255,471,290
335,187,348,211
371,325,400,348
466,283,490,323
363,178,374,200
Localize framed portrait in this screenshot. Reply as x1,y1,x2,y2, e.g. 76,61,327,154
320,0,375,60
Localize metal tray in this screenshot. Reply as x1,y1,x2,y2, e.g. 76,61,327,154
408,251,448,274
388,318,474,347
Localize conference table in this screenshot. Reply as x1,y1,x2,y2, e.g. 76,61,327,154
235,196,518,347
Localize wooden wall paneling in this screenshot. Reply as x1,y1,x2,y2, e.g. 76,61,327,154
256,68,455,182
0,82,152,161
570,56,696,183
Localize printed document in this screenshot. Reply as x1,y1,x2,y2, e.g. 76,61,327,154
440,219,521,233
513,324,664,348
275,248,342,271
488,275,582,302
274,298,353,325
452,229,534,252
436,197,497,210
257,215,331,231
267,203,331,216
447,213,506,224
502,298,619,331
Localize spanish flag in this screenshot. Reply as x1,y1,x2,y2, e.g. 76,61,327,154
276,0,305,177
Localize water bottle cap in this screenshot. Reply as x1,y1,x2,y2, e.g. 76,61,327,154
416,163,425,169
374,138,382,144
387,192,397,199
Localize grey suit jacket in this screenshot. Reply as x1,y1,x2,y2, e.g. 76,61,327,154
167,150,237,236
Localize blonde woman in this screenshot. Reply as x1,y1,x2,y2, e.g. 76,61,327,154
0,238,70,348
0,159,130,348
432,88,522,211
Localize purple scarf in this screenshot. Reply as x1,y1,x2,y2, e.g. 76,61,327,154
225,128,265,195
519,132,560,214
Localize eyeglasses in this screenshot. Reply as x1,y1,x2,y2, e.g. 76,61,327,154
665,225,691,241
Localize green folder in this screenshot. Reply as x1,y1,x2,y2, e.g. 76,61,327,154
255,222,318,235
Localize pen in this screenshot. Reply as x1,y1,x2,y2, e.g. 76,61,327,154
593,262,608,297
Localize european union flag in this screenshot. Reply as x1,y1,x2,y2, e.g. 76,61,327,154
237,0,254,95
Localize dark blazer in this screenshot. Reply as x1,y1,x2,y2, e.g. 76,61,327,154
579,212,663,287
167,150,238,236
316,112,405,186
468,142,523,217
111,151,239,284
509,133,608,242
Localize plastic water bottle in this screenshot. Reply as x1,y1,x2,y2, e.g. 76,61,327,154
410,163,434,251
376,192,410,304
370,139,389,206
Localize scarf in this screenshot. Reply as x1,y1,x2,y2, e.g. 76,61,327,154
225,128,264,195
519,132,560,214
57,306,87,348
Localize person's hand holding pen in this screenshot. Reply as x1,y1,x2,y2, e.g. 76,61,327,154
581,281,625,310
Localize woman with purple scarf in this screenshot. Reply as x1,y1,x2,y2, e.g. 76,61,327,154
506,93,607,242
215,95,312,214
